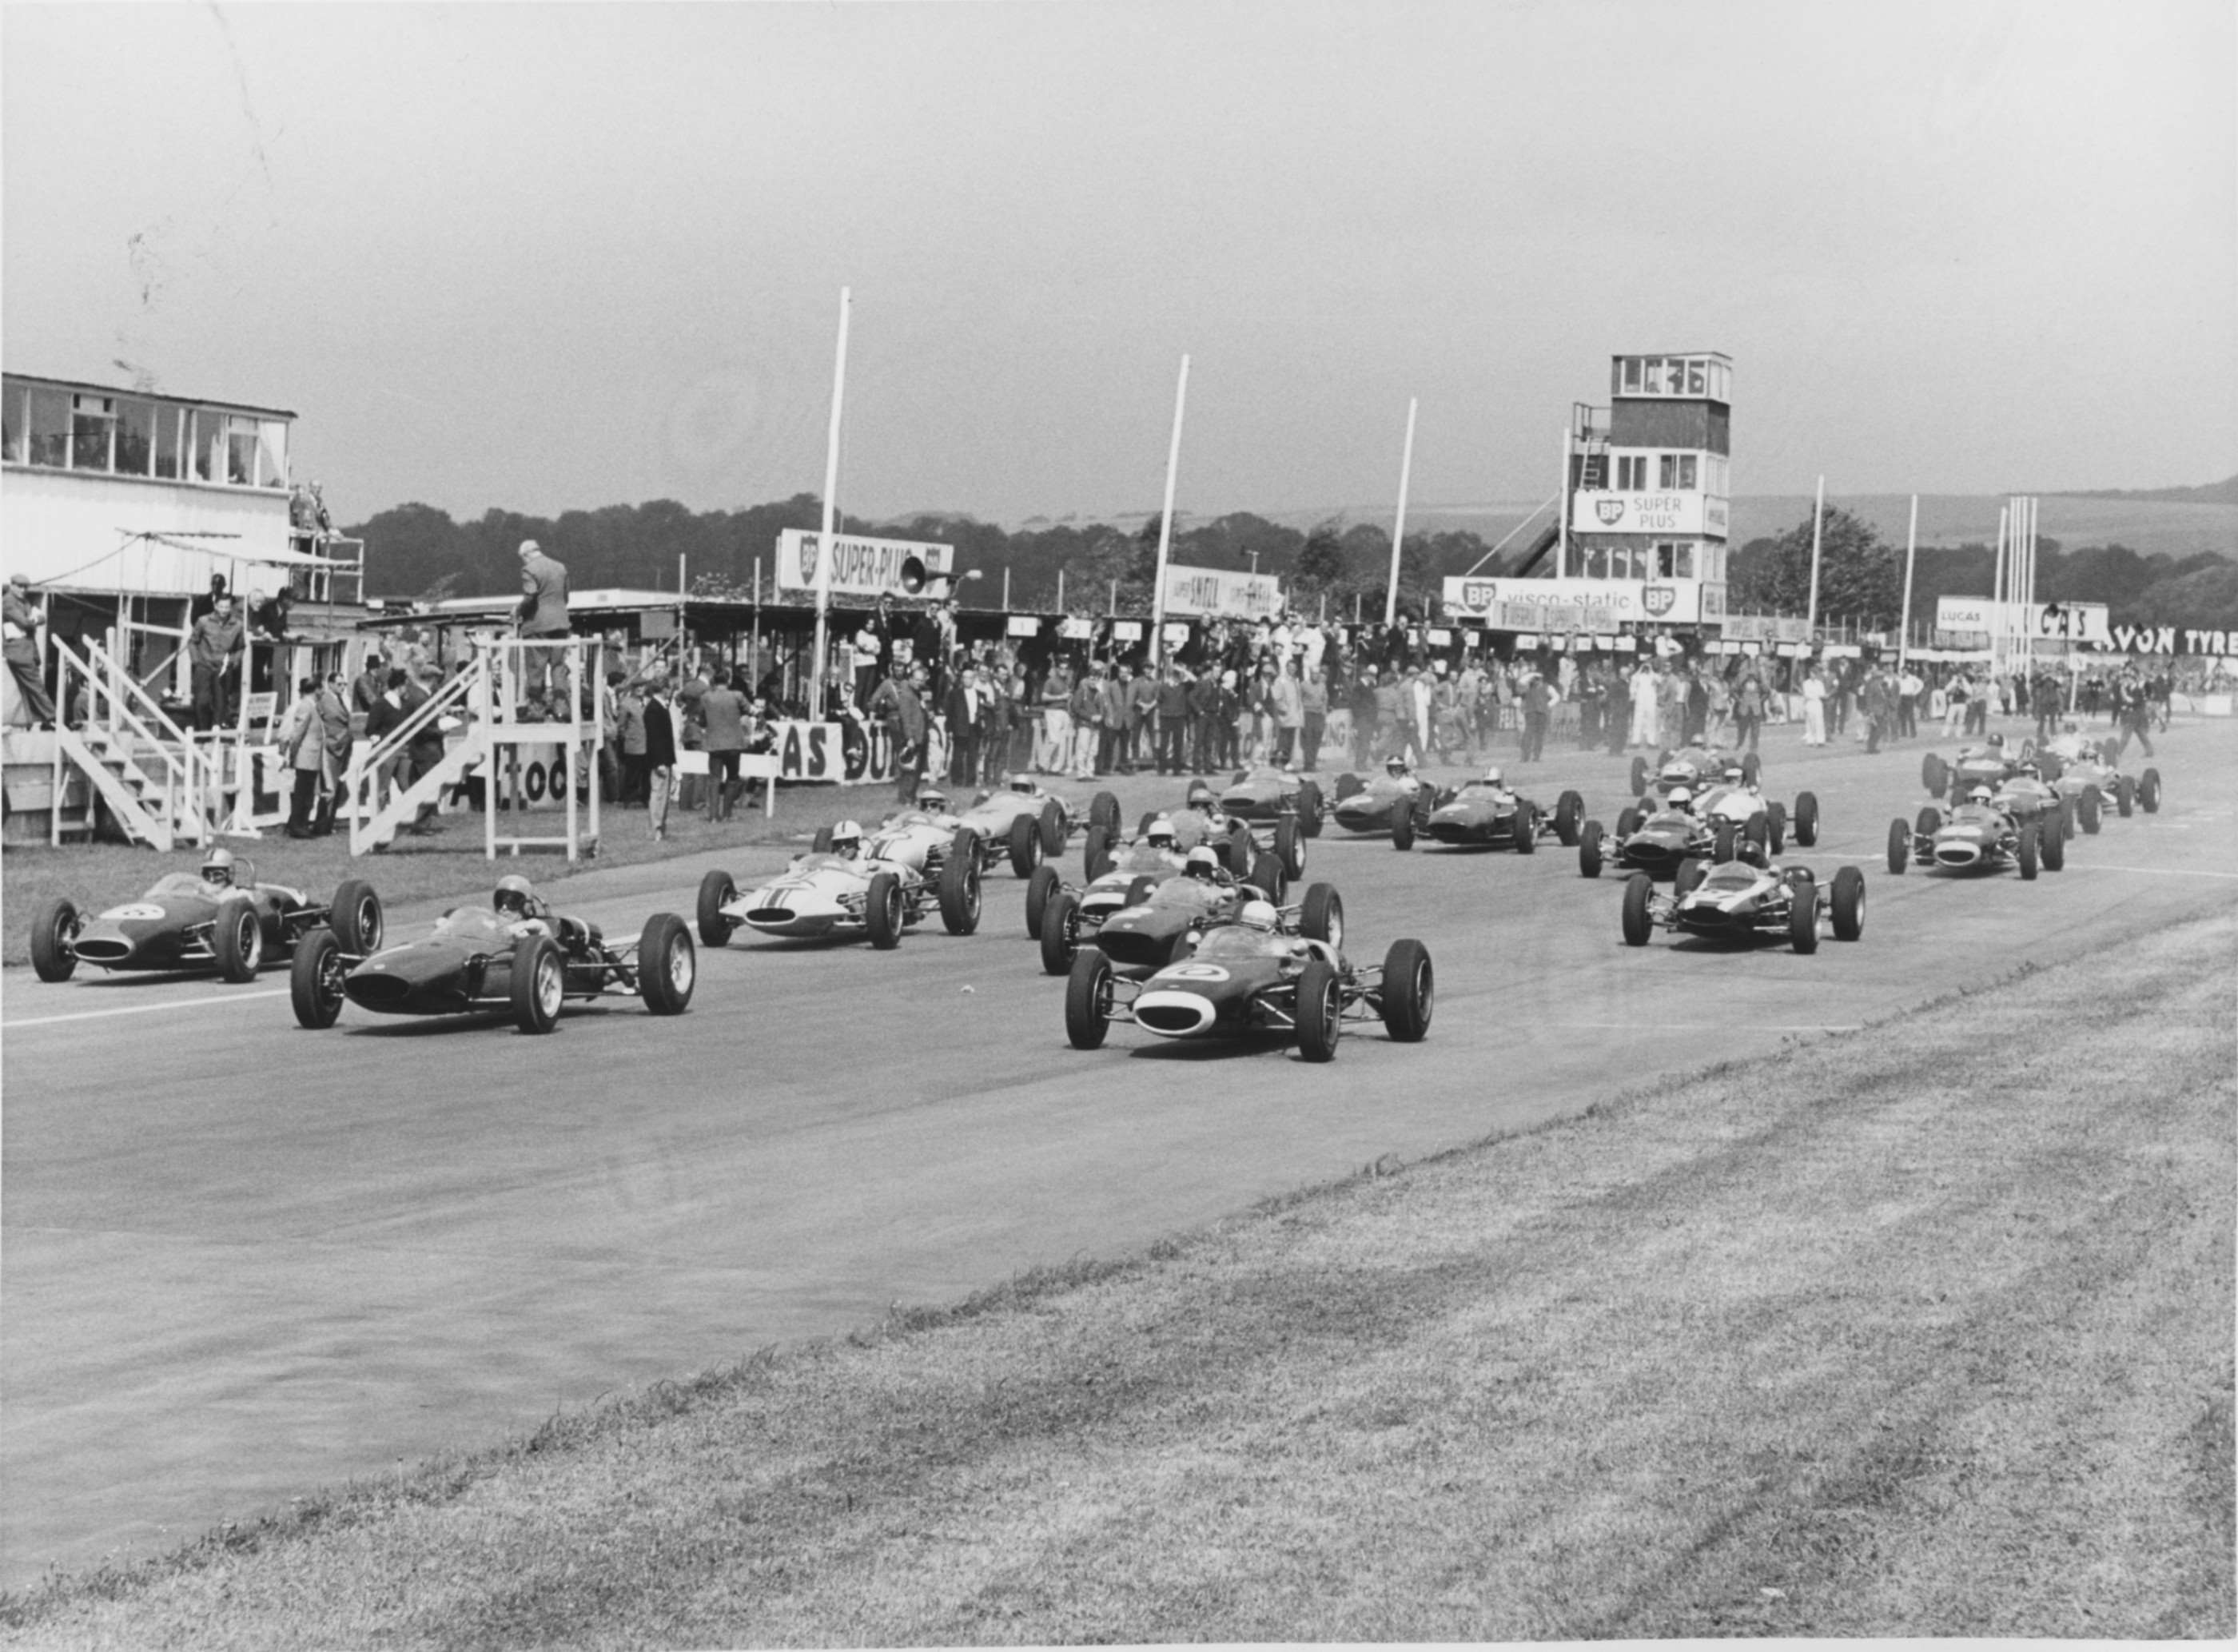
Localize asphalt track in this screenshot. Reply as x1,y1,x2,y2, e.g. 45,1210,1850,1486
5,719,2235,1587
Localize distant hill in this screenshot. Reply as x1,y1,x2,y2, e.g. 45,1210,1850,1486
2052,475,2238,507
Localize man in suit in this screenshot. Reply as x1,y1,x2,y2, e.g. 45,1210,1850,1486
946,666,984,786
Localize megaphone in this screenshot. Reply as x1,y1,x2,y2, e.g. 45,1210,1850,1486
895,556,928,596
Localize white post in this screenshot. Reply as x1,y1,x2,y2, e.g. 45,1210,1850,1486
1002,566,1011,611
1057,569,1065,611
1149,354,1190,668
1990,503,2009,683
1898,493,1918,668
1555,422,1572,579
1385,397,1419,626
810,285,852,701
1806,475,1825,638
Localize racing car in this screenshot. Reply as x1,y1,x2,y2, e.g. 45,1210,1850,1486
1324,759,1443,838
1619,858,1866,954
1920,735,2037,805
289,875,695,1033
938,774,1115,876
1027,814,1280,940
1578,778,1816,880
1884,784,2067,879
29,846,384,985
1628,740,1760,802
1037,842,1304,977
695,818,982,949
1063,894,1432,1063
2028,728,2163,830
1214,766,1320,878
1417,766,1584,854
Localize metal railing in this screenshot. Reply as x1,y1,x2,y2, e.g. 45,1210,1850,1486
50,629,223,846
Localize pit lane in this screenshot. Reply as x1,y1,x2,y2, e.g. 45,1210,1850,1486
5,719,2234,1586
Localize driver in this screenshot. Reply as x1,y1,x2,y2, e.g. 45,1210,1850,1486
1666,786,1695,816
1965,784,1995,809
1144,815,1179,852
1006,773,1038,796
826,819,865,861
493,874,556,935
201,846,239,892
1479,763,1506,790
1384,755,1417,788
1183,845,1223,882
1236,898,1280,932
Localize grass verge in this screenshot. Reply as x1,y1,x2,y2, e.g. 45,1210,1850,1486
2,914,2231,1646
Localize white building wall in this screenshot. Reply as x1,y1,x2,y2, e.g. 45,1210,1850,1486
2,467,290,595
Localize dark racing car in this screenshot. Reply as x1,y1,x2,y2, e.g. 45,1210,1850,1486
1579,782,1815,880
1619,858,1866,953
1037,842,1300,976
1417,766,1583,854
291,874,695,1033
1063,894,1432,1063
1885,785,2066,880
1325,759,1440,838
1214,766,1320,878
30,846,384,985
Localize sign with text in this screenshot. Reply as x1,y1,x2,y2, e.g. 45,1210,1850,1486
1445,576,1643,627
775,529,955,598
1574,492,1726,535
1159,563,1283,619
1722,614,1812,644
1935,597,2110,645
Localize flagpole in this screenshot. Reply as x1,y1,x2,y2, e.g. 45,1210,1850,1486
810,286,852,704
1149,353,1189,668
1805,474,1825,639
1898,493,1918,667
1384,397,1418,627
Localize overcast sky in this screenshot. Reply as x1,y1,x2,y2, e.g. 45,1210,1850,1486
5,1,2232,528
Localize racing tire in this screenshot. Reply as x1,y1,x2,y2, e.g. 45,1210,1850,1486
1511,801,1537,854
290,927,346,1029
1025,863,1061,940
2018,825,2040,881
1123,874,1157,908
2140,769,2162,813
330,879,384,955
1275,814,1305,880
1794,791,1820,848
811,825,834,854
696,870,738,948
1040,890,1081,975
1065,948,1114,1050
1620,873,1655,948
213,896,265,983
1334,771,1364,802
866,872,906,949
1789,878,1820,953
1297,779,1322,838
1391,805,1414,852
1917,805,1942,838
1578,819,1604,879
511,935,564,1033
1741,751,1762,786
1886,818,1909,875
1766,801,1788,856
636,913,695,1015
1746,812,1770,854
1296,958,1344,1063
1083,824,1114,883
1830,866,1866,941
1615,805,1641,840
1921,752,1947,797
1039,798,1066,858
1629,754,1650,798
1711,820,1738,864
1555,790,1583,846
1378,938,1433,1042
938,831,984,935
1089,790,1121,834
2079,786,2102,834
2113,777,2133,818
1675,857,1706,896
1009,812,1042,879
1137,810,1160,839
1249,852,1288,906
29,895,80,983
1225,826,1254,878
2042,821,2065,872
1300,882,1344,949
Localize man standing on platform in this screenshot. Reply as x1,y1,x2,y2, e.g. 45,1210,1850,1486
189,592,245,731
3,574,55,727
516,539,571,702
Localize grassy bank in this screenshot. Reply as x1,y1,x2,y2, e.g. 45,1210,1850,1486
3,915,2230,1646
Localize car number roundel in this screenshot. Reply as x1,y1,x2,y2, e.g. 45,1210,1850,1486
1161,964,1229,981
101,903,165,922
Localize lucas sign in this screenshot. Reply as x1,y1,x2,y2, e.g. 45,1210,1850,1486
776,530,954,599
1935,597,2110,645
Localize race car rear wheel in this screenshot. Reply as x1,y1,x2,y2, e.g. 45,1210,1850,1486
1555,790,1583,846
1040,892,1081,976
512,936,564,1033
637,913,695,1015
1276,815,1305,880
1009,812,1042,879
1025,864,1061,940
1065,948,1114,1050
1675,858,1706,896
1766,801,1788,855
290,928,346,1029
2042,821,2066,871
1629,754,1650,798
29,895,80,983
2018,825,2040,880
2079,786,2102,834
1742,752,1762,786
1082,824,1114,882
2113,776,2133,818
1300,882,1344,949
1297,779,1323,838
1511,800,1537,854
1334,771,1364,802
1746,812,1770,855
1921,752,1947,797
1038,798,1066,858
1790,878,1820,953
331,879,384,955
1620,874,1655,947
1793,791,1821,848
1831,866,1866,941
938,831,984,935
1390,803,1414,851
213,897,265,983
1296,958,1343,1063
1615,806,1641,840
1711,820,1738,864
1249,852,1288,906
696,870,738,947
2140,769,2162,813
1089,790,1121,834
866,872,906,949
1378,938,1433,1041
1578,819,1604,879
1886,818,1909,875
1225,826,1253,878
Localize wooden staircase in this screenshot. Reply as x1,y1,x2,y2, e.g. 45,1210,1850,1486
50,635,222,850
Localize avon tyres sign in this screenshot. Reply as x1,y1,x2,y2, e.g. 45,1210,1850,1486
775,530,954,598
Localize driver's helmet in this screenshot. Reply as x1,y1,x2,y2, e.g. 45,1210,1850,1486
1722,765,1746,785
1987,733,2005,750
1007,773,1036,794
1968,785,1994,805
493,874,537,918
201,846,237,889
1145,814,1177,849
1185,845,1221,880
1659,762,1691,786
1667,786,1694,814
1384,756,1411,777
914,786,949,812
2062,719,2079,734
1480,764,1504,787
1185,784,1216,809
1237,899,1279,932
829,818,863,856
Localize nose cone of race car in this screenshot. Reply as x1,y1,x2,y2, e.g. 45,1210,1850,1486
1133,989,1218,1037
1933,832,1985,866
738,882,849,935
344,943,484,1013
70,903,189,966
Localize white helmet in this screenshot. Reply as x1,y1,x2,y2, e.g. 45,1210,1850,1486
201,846,238,889
1237,899,1279,931
1008,773,1035,794
830,818,863,853
1667,787,1694,814
1480,765,1503,787
1385,756,1411,777
1145,814,1177,847
1968,785,1993,805
914,786,948,811
1185,846,1221,879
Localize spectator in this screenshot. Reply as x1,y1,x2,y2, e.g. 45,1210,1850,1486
699,668,751,822
1270,657,1304,769
1155,661,1191,775
189,592,246,731
516,539,571,701
639,667,678,841
868,662,931,802
3,573,55,727
1300,663,1329,773
278,678,327,838
1035,656,1074,775
361,667,410,816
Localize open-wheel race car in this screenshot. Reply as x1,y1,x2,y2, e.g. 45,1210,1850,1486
1063,890,1432,1063
1919,737,2045,806
290,876,695,1033
1324,760,1440,838
1628,742,1761,802
1034,840,1299,977
1619,858,1866,953
1417,766,1584,854
1213,766,1320,880
696,818,984,949
1885,785,2067,879
30,846,384,985
938,774,1117,877
1578,777,1818,881
2029,729,2162,830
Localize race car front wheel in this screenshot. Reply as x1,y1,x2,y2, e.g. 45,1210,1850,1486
30,895,79,983
1065,948,1114,1050
214,898,265,984
1620,874,1655,948
1379,938,1433,1041
697,870,738,948
1296,958,1344,1063
290,928,345,1029
637,913,695,1015
332,879,384,955
512,937,564,1033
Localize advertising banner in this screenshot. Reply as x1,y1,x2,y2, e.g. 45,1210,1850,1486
775,529,954,598
1159,563,1283,619
1936,597,2111,647
1722,614,1811,644
1574,492,1727,535
1447,576,1639,627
